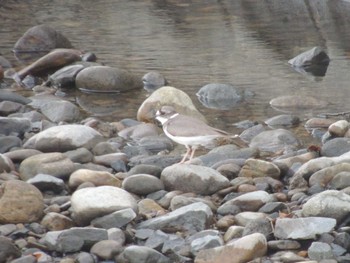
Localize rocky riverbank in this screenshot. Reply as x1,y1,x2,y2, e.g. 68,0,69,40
0,25,350,263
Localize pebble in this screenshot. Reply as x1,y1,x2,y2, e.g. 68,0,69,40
2,28,350,263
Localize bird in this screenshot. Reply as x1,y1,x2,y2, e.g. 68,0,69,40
155,105,247,163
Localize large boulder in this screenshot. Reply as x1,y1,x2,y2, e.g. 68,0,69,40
0,180,44,224
137,86,206,123
75,66,142,92
13,24,73,53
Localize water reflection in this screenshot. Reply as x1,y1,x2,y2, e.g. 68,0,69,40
1,0,350,137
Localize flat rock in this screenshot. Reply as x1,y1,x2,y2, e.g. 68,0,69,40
137,202,213,235
71,186,138,226
194,233,267,263
116,245,171,263
161,164,230,195
23,124,104,152
301,190,350,222
270,95,328,111
274,217,336,239
122,174,164,195
19,152,76,181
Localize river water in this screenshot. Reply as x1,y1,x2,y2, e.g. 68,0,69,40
2,0,350,144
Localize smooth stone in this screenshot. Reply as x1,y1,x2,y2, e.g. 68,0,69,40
26,173,66,193
321,137,350,157
71,186,138,226
308,242,334,261
216,162,241,180
40,212,74,231
90,239,123,260
0,101,24,116
218,191,273,212
23,124,104,152
10,255,37,263
69,168,121,190
249,129,300,152
40,100,81,122
0,136,22,153
234,212,268,226
273,150,319,174
161,164,230,195
63,147,94,163
269,95,328,111
305,118,336,129
156,190,183,209
194,233,267,263
216,215,235,231
196,83,253,110
4,149,42,163
0,180,44,224
116,245,171,263
239,123,266,142
308,163,350,188
0,117,32,136
238,158,281,179
142,71,167,91
137,135,174,154
40,227,108,253
288,46,330,67
91,208,137,229
75,252,98,263
137,86,206,123
265,114,300,127
76,65,142,92
270,251,309,262
0,224,17,236
0,236,21,262
274,217,336,239
108,228,125,244
19,152,76,181
137,202,213,235
92,141,121,156
302,190,350,222
127,164,163,178
330,171,350,189
122,174,164,195
258,202,288,214
328,120,349,137
138,198,167,219
13,24,72,52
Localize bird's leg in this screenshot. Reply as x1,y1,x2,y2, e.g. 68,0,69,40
180,146,191,163
188,146,197,161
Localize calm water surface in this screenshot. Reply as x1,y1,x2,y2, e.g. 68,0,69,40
2,0,350,144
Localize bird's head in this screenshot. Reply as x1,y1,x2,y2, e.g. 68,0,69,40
155,105,178,125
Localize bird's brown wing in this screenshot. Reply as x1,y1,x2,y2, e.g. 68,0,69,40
164,115,229,137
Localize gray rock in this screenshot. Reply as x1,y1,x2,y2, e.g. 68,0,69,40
0,117,31,136
331,171,350,190
71,186,138,226
274,217,336,239
0,236,21,262
196,83,253,110
288,46,330,67
40,212,74,231
137,202,213,235
19,152,76,181
302,190,350,222
242,217,273,240
169,195,216,212
23,124,104,152
240,123,266,143
27,173,66,193
267,240,301,250
250,129,300,152
321,137,350,157
0,135,22,153
75,252,98,263
14,24,73,52
76,65,142,92
122,174,164,195
265,114,300,127
144,230,169,250
0,224,17,236
116,245,171,263
10,255,37,263
308,163,350,188
0,101,24,116
47,64,85,88
127,164,163,178
161,164,230,195
40,227,108,253
0,90,31,104
90,239,123,260
63,147,94,163
308,242,334,261
0,153,14,172
270,95,328,112
40,100,81,122
91,208,137,229
142,71,167,92
190,234,224,256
